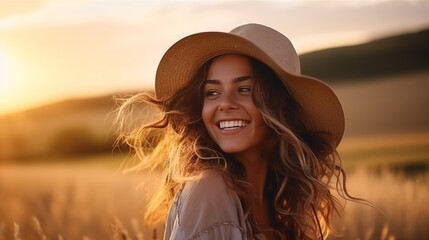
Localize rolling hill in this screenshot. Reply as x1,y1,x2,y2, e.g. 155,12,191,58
300,28,429,83
0,28,428,161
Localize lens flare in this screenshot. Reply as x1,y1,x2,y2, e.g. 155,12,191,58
0,45,19,115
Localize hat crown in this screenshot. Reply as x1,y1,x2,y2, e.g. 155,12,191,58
230,24,301,75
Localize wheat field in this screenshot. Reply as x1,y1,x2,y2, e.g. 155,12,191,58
0,155,164,240
0,150,428,240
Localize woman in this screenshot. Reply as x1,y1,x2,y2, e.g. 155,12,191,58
117,23,354,240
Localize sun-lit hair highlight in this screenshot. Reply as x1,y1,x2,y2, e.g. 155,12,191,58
115,54,362,240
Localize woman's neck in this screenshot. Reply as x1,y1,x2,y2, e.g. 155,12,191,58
234,151,270,203
233,151,279,240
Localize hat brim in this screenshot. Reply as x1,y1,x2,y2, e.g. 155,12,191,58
155,31,345,147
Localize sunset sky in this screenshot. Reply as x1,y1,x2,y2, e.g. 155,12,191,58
0,0,428,115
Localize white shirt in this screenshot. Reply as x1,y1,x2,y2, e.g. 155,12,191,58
163,170,254,240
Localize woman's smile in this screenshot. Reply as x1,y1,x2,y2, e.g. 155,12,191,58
202,54,271,157
218,120,249,131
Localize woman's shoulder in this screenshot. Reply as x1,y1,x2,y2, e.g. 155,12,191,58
176,169,246,238
183,169,229,195
180,169,237,209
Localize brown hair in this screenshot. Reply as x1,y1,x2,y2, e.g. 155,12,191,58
116,54,356,239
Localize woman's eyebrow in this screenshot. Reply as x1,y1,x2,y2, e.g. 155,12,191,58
204,75,252,85
204,79,220,85
234,75,252,83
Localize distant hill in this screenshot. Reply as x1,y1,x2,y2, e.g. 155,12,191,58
13,95,117,120
0,94,117,160
0,93,154,161
300,28,429,84
1,29,428,162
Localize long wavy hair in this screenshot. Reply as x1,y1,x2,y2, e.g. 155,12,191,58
116,55,357,240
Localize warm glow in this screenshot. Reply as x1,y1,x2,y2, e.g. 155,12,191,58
296,31,371,54
0,46,18,114
0,0,427,115
0,45,48,115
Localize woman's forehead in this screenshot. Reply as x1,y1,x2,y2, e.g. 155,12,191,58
206,54,252,80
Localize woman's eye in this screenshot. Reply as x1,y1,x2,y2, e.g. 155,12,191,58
238,87,251,93
205,90,220,97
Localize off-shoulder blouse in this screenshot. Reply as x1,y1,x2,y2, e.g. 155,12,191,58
163,170,255,240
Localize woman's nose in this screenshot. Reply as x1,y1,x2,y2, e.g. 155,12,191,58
218,93,238,112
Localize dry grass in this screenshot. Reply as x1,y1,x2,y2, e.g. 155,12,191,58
0,154,428,240
9,216,157,240
330,168,429,240
0,156,163,240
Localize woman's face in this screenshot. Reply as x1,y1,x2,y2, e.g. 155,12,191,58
202,54,272,159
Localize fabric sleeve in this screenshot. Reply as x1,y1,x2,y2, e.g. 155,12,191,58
167,170,247,240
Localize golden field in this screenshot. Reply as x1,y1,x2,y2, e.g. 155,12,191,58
1,136,428,240
0,154,165,240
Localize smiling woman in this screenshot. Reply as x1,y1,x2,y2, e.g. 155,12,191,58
116,23,362,240
202,55,272,156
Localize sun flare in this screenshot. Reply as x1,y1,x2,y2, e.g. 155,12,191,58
0,46,20,115
0,47,13,93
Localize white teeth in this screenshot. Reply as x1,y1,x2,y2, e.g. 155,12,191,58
219,120,248,130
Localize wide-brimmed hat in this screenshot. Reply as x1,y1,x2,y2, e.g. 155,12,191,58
155,23,345,147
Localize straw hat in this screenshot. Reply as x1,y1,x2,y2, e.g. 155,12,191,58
155,23,345,147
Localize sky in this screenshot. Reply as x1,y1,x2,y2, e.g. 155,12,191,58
0,0,428,115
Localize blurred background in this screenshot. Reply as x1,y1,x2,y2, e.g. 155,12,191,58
0,0,428,239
